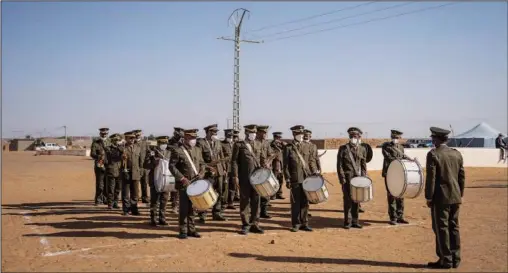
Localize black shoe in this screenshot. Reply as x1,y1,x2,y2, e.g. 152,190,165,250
343,224,351,230
290,226,299,232
150,220,157,226
427,261,452,269
276,195,285,200
158,220,168,226
213,214,227,221
250,225,264,234
131,210,141,216
189,232,201,238
397,218,409,224
198,217,206,224
239,226,249,235
260,213,272,219
359,208,365,213
300,226,313,232
226,205,235,210
351,223,363,229
112,202,119,209
234,196,240,202
122,211,129,216
178,233,188,239
142,198,149,204
389,220,397,225
308,214,312,217
453,261,460,269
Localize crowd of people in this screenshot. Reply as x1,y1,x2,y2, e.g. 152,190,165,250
90,124,465,269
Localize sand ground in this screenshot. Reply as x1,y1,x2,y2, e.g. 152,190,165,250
1,152,507,272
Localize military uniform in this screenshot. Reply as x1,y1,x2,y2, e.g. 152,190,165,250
425,127,465,269
121,132,144,216
382,129,410,225
256,125,273,218
104,133,123,209
90,127,111,205
337,127,367,229
221,129,236,209
283,125,318,232
133,129,149,203
146,136,172,226
168,127,184,212
168,129,206,239
270,132,286,199
196,124,227,222
304,129,321,173
230,124,266,235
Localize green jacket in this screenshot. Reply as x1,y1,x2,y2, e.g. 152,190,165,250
381,142,409,177
105,144,124,177
90,138,111,165
123,143,143,180
283,140,317,184
336,143,367,185
136,140,149,170
168,143,206,190
308,141,321,172
221,140,234,175
425,145,465,205
197,138,225,176
230,139,265,182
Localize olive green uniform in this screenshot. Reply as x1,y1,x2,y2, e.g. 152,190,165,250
270,138,286,198
146,145,172,225
381,141,409,221
283,136,317,229
91,136,111,205
221,136,236,207
136,137,150,203
104,138,123,208
196,136,226,219
230,132,266,232
256,137,273,216
337,142,367,226
121,138,144,215
426,139,465,268
168,142,206,235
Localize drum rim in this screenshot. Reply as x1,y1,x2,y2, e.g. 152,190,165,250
387,159,406,198
187,179,212,196
249,168,272,185
188,188,219,205
392,159,424,199
303,175,325,191
350,176,372,187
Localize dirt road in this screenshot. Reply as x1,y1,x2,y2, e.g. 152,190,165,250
2,152,507,272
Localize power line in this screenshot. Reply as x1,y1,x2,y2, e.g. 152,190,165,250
265,2,458,43
243,2,377,35
252,2,414,40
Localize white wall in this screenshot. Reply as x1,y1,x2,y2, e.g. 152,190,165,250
319,148,508,173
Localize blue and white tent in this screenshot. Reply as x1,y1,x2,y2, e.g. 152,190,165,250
450,122,506,148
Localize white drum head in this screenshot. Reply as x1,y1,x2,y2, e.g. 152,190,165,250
350,177,372,188
250,168,271,185
303,176,324,191
187,179,210,196
386,160,405,197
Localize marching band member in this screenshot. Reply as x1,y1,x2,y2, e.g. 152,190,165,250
90,127,111,206
382,129,411,225
197,124,227,222
270,132,286,200
168,129,206,239
168,127,185,212
146,136,172,226
425,127,465,269
230,124,266,235
121,131,144,216
105,133,123,209
337,127,368,229
256,125,273,219
283,125,317,232
221,129,236,209
133,129,149,204
303,129,321,173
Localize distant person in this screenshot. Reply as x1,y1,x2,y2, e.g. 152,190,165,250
121,132,143,216
425,127,465,269
133,129,149,204
496,133,507,162
90,128,111,206
168,127,185,213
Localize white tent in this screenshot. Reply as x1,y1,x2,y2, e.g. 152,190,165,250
450,122,505,148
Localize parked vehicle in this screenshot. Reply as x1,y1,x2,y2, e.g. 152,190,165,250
35,142,66,151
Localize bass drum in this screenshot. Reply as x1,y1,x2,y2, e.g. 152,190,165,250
361,143,373,163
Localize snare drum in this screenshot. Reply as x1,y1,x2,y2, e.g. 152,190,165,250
350,176,373,203
386,159,423,199
249,168,280,198
186,179,218,211
302,175,329,204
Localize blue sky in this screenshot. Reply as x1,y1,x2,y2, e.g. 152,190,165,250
2,1,507,138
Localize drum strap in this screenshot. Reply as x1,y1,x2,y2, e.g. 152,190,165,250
292,144,310,177
346,145,361,176
182,148,199,176
205,139,215,157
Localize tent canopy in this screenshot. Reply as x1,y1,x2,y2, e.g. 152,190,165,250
451,122,505,148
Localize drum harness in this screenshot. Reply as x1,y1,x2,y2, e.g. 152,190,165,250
346,145,362,177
